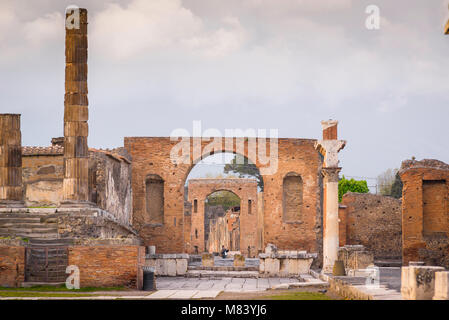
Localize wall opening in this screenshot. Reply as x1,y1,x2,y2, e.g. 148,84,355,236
145,174,164,224
423,180,447,235
283,172,303,222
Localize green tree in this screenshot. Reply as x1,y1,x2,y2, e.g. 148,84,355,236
223,154,264,190
390,172,403,199
338,176,369,202
377,168,402,198
205,191,241,211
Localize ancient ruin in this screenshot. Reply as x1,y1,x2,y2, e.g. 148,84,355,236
0,7,448,301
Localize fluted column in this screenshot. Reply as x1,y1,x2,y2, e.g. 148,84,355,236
0,114,24,207
61,8,92,207
315,120,346,273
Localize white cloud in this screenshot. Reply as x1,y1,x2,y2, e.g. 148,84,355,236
23,12,64,46
90,0,246,59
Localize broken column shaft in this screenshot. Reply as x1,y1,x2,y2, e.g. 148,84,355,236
0,114,24,207
62,8,91,206
315,120,346,273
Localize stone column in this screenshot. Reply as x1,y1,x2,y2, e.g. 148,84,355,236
61,8,92,207
0,114,24,207
315,120,346,273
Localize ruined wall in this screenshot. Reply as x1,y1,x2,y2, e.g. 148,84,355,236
21,145,132,225
339,192,402,259
89,149,132,226
0,240,25,288
400,159,449,267
67,245,145,288
22,147,64,206
125,137,323,257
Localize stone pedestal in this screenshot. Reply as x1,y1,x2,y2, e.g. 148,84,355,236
433,271,449,300
0,114,24,208
401,266,445,300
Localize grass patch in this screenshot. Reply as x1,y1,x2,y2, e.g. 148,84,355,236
0,292,102,298
263,291,332,300
0,284,127,292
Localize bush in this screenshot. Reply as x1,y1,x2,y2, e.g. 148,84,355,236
338,176,369,202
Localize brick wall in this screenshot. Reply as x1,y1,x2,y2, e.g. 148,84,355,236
67,245,145,288
339,192,402,259
0,245,25,287
400,159,449,267
125,137,323,261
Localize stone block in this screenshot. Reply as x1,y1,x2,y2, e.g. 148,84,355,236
176,259,188,276
233,254,245,267
401,266,445,300
264,258,280,275
433,271,449,300
202,253,214,267
265,243,277,255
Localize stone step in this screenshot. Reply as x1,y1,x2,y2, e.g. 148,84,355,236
0,218,44,224
29,238,74,246
374,260,402,267
188,266,259,272
0,226,58,233
0,231,58,239
0,222,57,229
186,270,260,278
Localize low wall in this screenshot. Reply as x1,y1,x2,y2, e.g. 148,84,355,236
0,240,25,287
338,245,374,274
145,254,189,276
68,245,145,288
259,251,317,276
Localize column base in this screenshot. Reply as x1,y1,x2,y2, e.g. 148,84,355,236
321,265,334,275
0,200,26,208
59,200,97,208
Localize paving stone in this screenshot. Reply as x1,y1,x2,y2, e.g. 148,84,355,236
192,290,222,299
169,290,199,299
147,290,178,299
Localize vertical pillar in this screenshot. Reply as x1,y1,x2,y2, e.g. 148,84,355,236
61,8,92,207
315,120,346,273
0,114,24,207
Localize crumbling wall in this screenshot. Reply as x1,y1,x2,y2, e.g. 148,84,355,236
400,159,449,268
21,144,132,226
339,192,402,259
0,240,25,288
68,245,145,288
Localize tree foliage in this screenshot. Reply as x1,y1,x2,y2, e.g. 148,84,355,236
205,191,241,211
223,154,264,190
377,168,402,198
338,176,369,202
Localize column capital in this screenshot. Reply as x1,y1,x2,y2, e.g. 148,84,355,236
321,167,341,182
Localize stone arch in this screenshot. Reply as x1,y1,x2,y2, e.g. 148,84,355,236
282,171,303,223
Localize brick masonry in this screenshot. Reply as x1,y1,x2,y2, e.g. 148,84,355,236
338,192,402,259
67,245,145,288
124,137,323,264
400,159,449,267
0,243,25,287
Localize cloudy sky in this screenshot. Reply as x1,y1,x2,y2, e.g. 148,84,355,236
1,0,448,180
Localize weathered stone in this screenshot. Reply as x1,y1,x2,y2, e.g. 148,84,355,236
233,254,245,267
202,253,214,267
433,271,449,300
401,266,445,300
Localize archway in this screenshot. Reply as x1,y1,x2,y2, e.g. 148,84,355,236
184,152,263,256
204,190,241,253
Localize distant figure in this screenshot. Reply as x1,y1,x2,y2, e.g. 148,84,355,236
221,245,229,258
